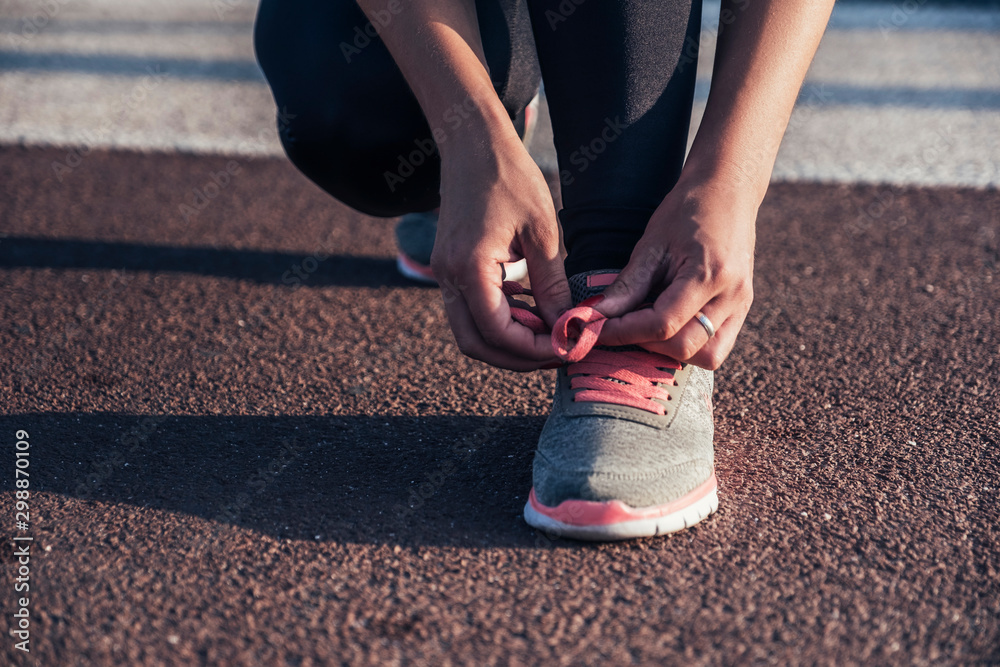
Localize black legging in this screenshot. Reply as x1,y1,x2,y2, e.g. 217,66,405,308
254,0,701,276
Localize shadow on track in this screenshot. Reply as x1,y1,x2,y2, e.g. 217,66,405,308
0,237,422,289
0,412,597,549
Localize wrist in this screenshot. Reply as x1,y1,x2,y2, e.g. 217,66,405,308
672,161,763,221
679,151,771,206
431,90,519,160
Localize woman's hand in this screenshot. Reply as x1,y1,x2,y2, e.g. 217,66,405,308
351,0,572,371
595,176,757,370
588,0,833,371
432,129,572,371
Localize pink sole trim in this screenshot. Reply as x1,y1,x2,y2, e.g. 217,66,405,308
528,473,717,527
396,252,437,283
524,103,536,132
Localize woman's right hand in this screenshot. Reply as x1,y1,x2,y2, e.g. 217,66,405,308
432,127,572,371
351,0,572,369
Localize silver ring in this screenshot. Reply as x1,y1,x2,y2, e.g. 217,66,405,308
695,311,716,339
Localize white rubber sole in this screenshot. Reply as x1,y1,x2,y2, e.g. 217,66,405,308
524,488,719,541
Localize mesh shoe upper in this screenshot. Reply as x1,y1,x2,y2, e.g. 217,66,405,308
532,270,715,509
394,209,438,266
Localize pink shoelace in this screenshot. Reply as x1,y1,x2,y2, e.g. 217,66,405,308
503,282,679,416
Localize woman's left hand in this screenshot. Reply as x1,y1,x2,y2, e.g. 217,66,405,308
594,175,758,370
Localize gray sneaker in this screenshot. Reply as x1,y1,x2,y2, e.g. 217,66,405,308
395,209,439,284
524,270,718,540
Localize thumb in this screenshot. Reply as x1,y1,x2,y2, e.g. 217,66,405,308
595,244,668,318
520,227,572,329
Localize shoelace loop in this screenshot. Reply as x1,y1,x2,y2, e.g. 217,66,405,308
503,281,680,415
502,281,548,334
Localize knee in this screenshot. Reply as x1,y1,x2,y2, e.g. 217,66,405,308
253,1,440,217
276,107,440,218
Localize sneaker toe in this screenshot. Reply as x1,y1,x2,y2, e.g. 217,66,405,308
533,451,714,510
532,412,714,510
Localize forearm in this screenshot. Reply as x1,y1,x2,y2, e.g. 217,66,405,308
683,0,834,205
354,0,516,160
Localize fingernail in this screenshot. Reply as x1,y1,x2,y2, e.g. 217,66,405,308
580,295,605,307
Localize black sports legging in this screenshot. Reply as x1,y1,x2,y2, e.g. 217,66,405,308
254,0,701,276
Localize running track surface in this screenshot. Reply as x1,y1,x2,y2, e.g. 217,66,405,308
1,146,998,665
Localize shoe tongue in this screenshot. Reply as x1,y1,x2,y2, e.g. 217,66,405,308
568,270,620,306
566,270,666,360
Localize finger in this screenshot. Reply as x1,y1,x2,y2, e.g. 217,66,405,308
593,243,669,319
597,276,714,347
638,309,741,369
442,289,557,371
519,223,572,329
459,259,559,362
684,314,742,370
506,297,548,335
635,306,720,362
